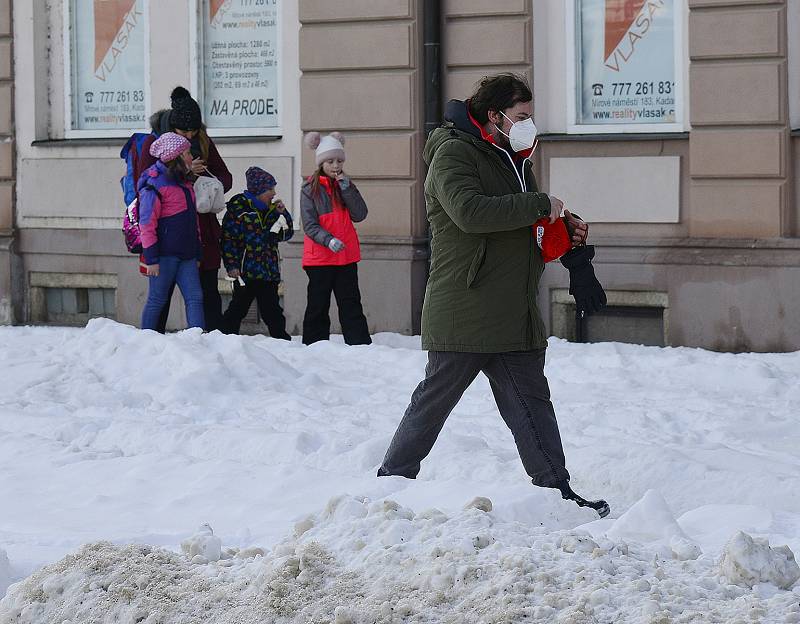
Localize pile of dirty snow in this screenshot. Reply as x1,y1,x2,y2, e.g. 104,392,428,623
2,495,799,624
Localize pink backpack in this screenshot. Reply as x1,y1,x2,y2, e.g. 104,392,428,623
122,198,143,254
122,185,162,255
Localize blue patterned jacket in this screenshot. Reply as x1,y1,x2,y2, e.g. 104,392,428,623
221,192,294,282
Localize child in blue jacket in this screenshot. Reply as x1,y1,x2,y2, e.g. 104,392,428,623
220,167,294,337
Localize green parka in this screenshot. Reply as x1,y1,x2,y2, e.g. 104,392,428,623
421,100,553,353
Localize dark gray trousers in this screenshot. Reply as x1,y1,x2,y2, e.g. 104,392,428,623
380,349,570,487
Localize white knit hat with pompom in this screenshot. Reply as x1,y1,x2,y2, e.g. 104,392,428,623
304,131,346,166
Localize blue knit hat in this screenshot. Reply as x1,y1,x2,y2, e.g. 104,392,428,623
245,167,276,195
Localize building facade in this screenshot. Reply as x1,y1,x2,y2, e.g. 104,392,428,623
1,0,798,351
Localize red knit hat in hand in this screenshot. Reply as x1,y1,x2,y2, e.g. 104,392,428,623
533,217,573,263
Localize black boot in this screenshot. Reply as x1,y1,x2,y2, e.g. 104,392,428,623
556,480,610,518
376,466,416,479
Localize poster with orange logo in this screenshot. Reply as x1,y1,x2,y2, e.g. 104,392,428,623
201,0,279,131
70,0,146,132
575,0,679,127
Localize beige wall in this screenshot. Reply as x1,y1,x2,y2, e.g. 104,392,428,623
296,0,427,335
535,137,691,239
794,134,800,228
0,0,15,324
443,0,532,101
549,156,681,223
688,0,791,238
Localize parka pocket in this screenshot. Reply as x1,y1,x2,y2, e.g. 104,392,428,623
466,239,487,288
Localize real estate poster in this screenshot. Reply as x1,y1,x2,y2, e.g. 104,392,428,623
72,0,146,131
578,0,679,126
202,0,279,129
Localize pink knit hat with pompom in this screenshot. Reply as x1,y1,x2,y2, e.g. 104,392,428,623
304,131,346,166
150,132,191,163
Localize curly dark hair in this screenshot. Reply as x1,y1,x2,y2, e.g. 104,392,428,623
468,73,533,124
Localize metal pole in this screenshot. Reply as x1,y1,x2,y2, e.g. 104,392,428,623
423,0,442,137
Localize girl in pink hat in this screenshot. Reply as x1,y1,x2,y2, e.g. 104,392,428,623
138,132,205,331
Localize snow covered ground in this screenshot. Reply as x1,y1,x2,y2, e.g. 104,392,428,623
0,319,798,623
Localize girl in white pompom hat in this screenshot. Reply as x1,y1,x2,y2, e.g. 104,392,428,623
300,131,371,346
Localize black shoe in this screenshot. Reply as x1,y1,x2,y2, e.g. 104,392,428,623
557,481,610,518
376,466,416,479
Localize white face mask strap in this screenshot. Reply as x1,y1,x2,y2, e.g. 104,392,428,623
496,111,517,137
493,111,511,139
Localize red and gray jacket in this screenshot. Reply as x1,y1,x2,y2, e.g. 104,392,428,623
300,175,368,267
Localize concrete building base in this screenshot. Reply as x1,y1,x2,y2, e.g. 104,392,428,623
17,229,429,337
17,228,800,352
540,238,800,353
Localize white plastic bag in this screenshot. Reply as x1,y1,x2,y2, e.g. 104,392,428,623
194,174,225,214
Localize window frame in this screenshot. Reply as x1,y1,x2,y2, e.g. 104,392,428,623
564,0,688,135
189,0,283,138
61,0,151,139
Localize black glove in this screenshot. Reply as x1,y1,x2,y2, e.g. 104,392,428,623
559,245,607,316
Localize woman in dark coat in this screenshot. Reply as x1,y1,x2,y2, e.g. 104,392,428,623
136,86,232,332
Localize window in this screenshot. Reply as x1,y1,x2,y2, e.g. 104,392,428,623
44,287,116,323
29,273,118,325
192,0,281,136
565,0,685,133
63,0,149,137
551,289,669,346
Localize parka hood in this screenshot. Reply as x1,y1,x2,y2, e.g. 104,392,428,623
423,99,490,166
444,99,483,139
423,98,535,167
149,109,171,135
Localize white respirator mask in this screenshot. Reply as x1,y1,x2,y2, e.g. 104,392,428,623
496,111,538,152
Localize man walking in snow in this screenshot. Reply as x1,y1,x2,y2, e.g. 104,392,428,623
378,74,610,517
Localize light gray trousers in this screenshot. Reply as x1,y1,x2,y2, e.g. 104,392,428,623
379,349,570,487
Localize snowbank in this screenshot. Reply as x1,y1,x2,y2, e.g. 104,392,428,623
2,497,799,623
0,550,14,600
1,320,799,621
